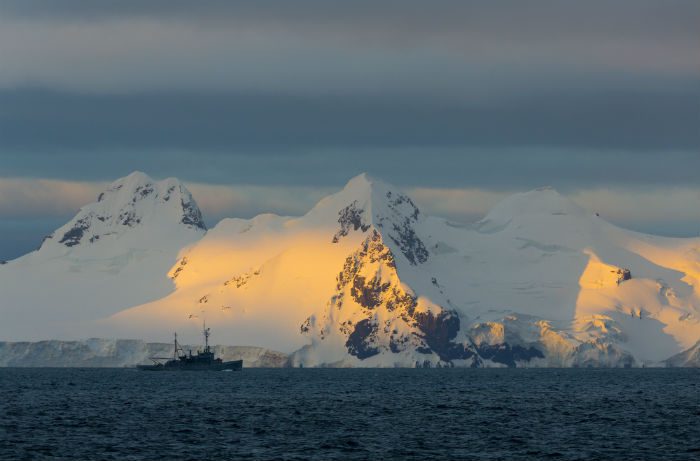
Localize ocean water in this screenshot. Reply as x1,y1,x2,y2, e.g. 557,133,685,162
0,368,698,460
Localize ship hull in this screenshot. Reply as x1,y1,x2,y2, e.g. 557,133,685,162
137,359,243,371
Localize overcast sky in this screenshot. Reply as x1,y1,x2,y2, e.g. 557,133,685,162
0,0,698,260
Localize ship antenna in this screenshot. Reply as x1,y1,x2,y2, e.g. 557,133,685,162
174,332,178,360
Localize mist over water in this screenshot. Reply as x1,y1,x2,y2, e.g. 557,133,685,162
1,368,698,460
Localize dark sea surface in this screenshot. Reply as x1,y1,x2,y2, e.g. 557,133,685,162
0,368,698,461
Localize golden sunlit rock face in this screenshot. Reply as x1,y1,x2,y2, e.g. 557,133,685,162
300,230,476,367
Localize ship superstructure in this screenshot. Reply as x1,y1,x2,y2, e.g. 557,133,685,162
137,323,242,371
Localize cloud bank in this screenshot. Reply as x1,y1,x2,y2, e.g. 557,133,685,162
1,177,696,247
0,1,697,258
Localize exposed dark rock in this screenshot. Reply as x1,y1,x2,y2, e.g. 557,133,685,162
97,192,105,202
59,217,91,247
134,185,154,199
119,210,139,227
180,194,207,230
224,269,261,288
171,257,188,279
383,289,407,314
389,337,405,353
413,310,460,359
477,343,544,368
409,309,482,363
332,201,370,243
448,343,481,365
351,275,391,309
372,192,428,265
336,230,395,292
616,268,632,284
163,185,176,202
387,193,420,221
345,318,380,359
389,222,428,265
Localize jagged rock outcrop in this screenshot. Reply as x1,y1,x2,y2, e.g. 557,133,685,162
325,174,429,266
301,230,476,366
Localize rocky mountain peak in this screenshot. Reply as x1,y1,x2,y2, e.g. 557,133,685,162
307,173,428,265
302,229,467,365
39,172,206,251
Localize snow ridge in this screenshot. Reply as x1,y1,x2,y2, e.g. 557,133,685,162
40,171,205,252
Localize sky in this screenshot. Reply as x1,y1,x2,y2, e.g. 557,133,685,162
0,0,698,260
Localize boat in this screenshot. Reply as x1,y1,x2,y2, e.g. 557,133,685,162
137,322,243,371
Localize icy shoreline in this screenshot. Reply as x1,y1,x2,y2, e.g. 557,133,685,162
1,338,697,368
0,339,288,368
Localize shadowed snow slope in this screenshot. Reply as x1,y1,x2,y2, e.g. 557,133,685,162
0,172,206,340
1,173,698,367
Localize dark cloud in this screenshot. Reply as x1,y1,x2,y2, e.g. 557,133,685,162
0,0,696,92
1,0,696,164
1,86,698,189
0,0,697,260
1,84,696,151
1,1,696,44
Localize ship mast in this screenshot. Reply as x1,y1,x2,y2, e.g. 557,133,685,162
174,332,178,360
203,321,211,353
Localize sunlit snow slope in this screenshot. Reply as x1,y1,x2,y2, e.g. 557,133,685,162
107,174,699,367
0,172,206,340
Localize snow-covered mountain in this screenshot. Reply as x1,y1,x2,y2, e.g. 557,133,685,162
104,173,699,367
1,171,697,366
39,171,205,253
0,171,206,340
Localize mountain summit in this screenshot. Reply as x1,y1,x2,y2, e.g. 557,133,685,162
304,173,428,266
39,171,205,253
